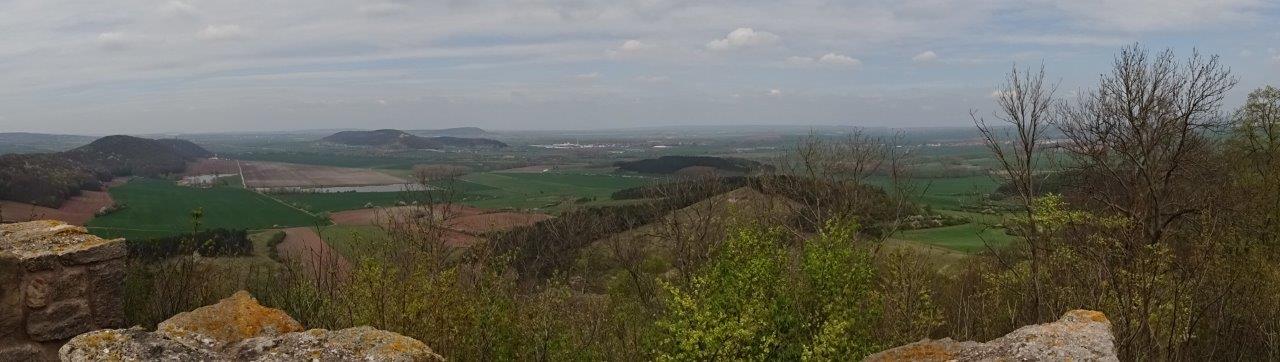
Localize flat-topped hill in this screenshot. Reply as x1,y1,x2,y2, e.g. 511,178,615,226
322,129,506,149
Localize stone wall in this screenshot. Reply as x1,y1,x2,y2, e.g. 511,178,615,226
0,220,127,361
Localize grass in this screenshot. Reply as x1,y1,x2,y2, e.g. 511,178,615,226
88,178,323,240
866,174,1020,253
315,225,390,261
457,171,654,211
895,222,1017,253
869,175,1001,210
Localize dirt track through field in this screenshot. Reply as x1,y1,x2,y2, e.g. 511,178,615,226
277,227,352,280
240,161,406,188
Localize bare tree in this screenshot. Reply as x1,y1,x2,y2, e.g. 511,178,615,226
973,65,1057,321
1053,45,1236,359
1057,46,1234,247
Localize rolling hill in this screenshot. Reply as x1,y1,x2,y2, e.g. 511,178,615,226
322,129,506,149
615,155,769,175
0,135,212,207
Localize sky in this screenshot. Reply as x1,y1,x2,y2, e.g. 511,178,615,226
0,0,1278,134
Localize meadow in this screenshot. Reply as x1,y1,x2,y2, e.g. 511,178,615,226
271,180,497,213
87,178,322,240
867,174,1015,253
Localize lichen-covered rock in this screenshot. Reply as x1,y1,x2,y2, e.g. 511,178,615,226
0,221,124,263
232,326,441,361
60,328,217,362
62,291,443,361
157,291,303,351
864,310,1118,362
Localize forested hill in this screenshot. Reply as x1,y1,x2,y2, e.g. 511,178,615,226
322,129,507,149
615,155,769,175
0,135,211,207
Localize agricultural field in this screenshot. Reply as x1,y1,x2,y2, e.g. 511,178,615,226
0,189,113,225
271,179,496,213
87,178,323,240
271,170,654,213
240,161,406,188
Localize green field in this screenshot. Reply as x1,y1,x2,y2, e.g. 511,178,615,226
869,175,1000,210
270,171,655,213
895,222,1017,253
867,175,1019,253
88,178,323,240
270,180,498,213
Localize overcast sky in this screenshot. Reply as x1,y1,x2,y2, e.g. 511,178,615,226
1,0,1278,134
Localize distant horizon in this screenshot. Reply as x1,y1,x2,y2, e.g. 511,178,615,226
1,123,992,137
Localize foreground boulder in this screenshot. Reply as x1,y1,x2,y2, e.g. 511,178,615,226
864,310,1118,361
0,220,127,361
60,291,442,361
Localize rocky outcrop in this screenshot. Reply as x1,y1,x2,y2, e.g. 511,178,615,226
864,310,1118,361
61,291,442,361
0,220,127,361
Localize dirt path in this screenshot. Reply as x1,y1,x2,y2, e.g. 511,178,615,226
276,227,352,280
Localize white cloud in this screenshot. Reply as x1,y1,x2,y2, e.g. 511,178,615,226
768,89,783,96
377,99,388,105
818,53,861,66
786,53,860,67
912,50,938,63
196,25,247,41
620,40,652,52
608,39,655,57
96,32,134,51
706,28,779,51
159,1,198,17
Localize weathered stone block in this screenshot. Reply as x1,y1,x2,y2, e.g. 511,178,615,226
86,259,126,328
1,220,128,347
0,257,23,339
53,266,88,302
58,241,126,265
0,342,44,361
22,272,52,308
26,299,93,342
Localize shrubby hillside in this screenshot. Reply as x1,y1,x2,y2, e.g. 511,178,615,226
614,155,769,174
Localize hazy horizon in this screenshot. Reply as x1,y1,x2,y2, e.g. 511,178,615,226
2,0,1278,134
